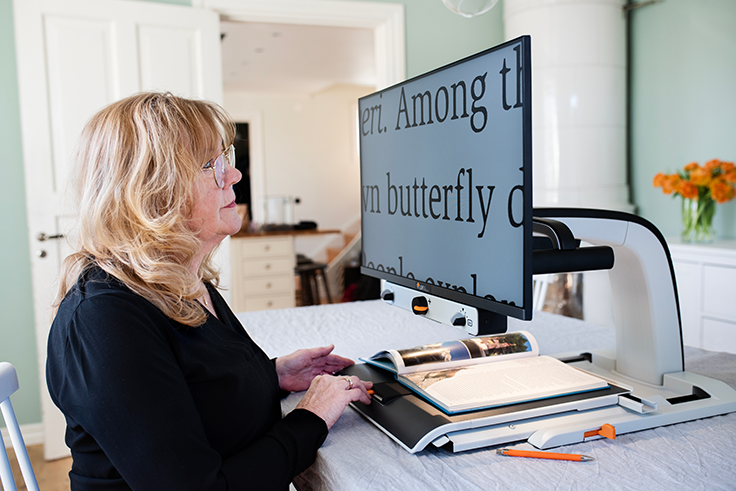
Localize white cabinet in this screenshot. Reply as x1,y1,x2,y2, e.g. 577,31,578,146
230,235,296,312
668,239,736,353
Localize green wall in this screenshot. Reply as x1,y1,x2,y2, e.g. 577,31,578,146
0,0,40,427
342,0,504,78
631,0,736,239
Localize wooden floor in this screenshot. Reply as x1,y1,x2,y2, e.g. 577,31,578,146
6,444,72,491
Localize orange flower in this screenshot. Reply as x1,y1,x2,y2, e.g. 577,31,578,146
720,161,735,173
654,160,735,203
654,174,682,195
679,181,699,200
670,175,684,193
704,159,721,171
711,179,736,204
689,166,712,186
684,162,700,172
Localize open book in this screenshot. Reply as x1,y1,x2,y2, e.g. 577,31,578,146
362,331,609,414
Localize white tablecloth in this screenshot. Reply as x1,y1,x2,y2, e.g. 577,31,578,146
237,300,736,491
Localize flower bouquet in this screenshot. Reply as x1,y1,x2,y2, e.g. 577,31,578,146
653,159,736,242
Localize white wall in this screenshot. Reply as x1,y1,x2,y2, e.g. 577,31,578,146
224,84,374,257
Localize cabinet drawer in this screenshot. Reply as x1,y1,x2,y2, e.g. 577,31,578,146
702,317,736,353
242,275,293,295
703,264,736,319
237,237,293,258
241,257,294,277
243,293,295,312
673,260,701,347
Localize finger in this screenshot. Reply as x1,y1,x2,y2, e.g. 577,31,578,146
356,379,373,397
312,355,354,372
317,357,350,368
342,375,356,390
340,376,371,390
323,354,355,367
309,345,335,359
353,379,373,405
314,361,352,373
320,360,355,373
342,376,373,404
335,375,348,389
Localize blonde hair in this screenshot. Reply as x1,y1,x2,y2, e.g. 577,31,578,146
54,92,236,326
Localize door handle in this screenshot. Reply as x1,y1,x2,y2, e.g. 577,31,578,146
37,232,65,242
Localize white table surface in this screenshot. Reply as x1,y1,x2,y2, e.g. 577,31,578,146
237,300,736,491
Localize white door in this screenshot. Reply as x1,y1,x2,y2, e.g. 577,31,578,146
14,0,223,460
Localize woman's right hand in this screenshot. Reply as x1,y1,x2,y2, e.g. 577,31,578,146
295,374,373,429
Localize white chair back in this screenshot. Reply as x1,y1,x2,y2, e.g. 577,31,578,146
0,362,40,491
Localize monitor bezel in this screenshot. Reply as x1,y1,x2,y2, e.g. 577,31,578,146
359,35,533,322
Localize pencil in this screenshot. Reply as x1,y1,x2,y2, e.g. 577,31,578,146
496,448,594,462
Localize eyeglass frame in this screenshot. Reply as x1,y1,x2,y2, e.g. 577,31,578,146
202,144,235,189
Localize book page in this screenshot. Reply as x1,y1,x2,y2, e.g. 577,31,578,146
364,349,406,373
399,355,608,413
390,331,538,374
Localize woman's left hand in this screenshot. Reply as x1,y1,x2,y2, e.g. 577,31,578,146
275,345,354,392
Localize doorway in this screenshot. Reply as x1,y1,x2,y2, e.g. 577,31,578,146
210,0,405,224
219,19,377,228
233,122,251,221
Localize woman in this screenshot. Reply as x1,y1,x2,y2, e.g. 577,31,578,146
46,92,372,491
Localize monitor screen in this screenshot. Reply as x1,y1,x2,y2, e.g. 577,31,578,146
359,36,532,322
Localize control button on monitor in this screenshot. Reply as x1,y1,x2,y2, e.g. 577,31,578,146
411,296,429,315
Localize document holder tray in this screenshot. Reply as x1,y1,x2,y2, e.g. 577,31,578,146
341,363,628,453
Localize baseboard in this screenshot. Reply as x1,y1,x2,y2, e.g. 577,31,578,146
2,423,44,449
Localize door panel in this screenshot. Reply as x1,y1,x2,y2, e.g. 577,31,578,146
45,16,117,193
14,0,222,460
139,26,201,95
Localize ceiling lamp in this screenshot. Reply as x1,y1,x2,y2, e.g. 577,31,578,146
442,0,499,18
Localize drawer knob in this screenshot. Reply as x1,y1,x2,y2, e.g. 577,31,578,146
267,301,273,307
265,282,272,289
264,245,271,251
264,263,271,270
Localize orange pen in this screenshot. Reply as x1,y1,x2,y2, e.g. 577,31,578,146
496,448,594,462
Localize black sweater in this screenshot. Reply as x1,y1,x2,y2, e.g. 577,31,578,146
47,266,327,491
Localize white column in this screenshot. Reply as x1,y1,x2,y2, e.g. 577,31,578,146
505,0,632,211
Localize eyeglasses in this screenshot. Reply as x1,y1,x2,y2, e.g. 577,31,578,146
202,145,235,189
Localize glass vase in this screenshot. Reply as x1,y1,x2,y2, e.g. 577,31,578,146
681,197,716,243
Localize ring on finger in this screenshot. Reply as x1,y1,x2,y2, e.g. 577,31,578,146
342,376,353,390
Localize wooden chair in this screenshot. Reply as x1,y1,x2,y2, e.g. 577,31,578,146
295,262,333,306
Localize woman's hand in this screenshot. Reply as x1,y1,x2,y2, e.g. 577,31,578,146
296,374,373,429
275,345,354,392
